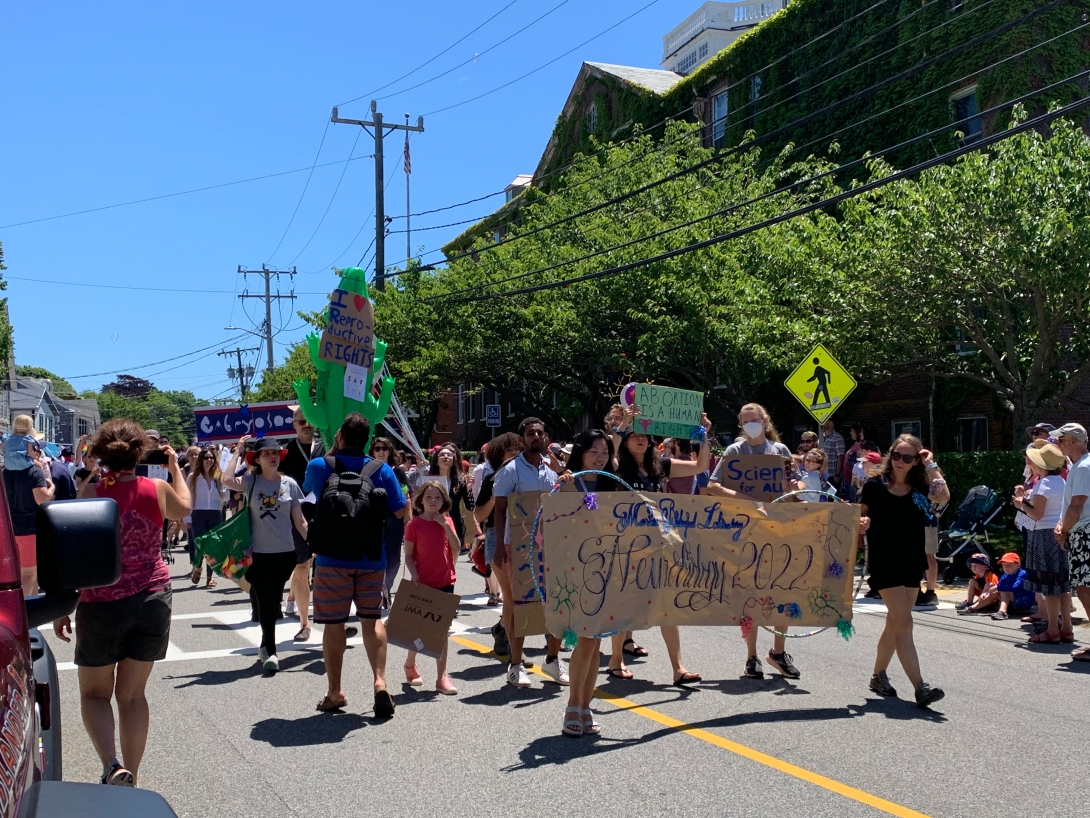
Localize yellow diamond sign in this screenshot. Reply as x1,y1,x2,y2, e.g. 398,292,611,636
784,344,857,424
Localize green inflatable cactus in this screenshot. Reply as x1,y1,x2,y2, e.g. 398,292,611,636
292,266,394,449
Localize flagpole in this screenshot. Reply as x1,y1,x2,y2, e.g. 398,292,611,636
404,117,411,268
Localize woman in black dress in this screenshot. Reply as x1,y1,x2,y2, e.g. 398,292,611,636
859,434,950,708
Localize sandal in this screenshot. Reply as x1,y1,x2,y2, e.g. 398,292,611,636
673,671,702,686
606,667,633,680
1021,615,1047,623
990,611,1008,620
562,706,583,737
581,709,601,735
1061,630,1076,643
487,593,500,607
1072,648,1090,662
316,695,347,712
405,665,423,687
1029,632,1061,644
205,577,217,588
373,688,396,718
101,760,134,786
622,638,648,657
190,566,202,584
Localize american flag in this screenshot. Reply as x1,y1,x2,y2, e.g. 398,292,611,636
403,135,411,175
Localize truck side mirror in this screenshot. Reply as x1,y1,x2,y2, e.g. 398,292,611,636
35,498,121,593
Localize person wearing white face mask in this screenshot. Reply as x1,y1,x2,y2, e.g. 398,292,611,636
708,403,799,680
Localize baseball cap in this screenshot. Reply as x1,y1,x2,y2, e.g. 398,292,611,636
997,552,1021,565
1052,423,1088,442
145,429,161,440
1026,422,1056,436
966,552,991,569
863,452,883,464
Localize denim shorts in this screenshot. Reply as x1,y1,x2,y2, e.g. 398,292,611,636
484,527,497,564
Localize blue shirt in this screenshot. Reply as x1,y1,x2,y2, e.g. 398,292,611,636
303,454,407,570
997,568,1035,609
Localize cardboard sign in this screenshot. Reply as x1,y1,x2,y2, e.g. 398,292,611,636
384,580,461,658
784,344,857,424
540,491,858,638
713,455,792,503
620,383,704,438
318,288,375,368
507,491,550,637
194,401,297,443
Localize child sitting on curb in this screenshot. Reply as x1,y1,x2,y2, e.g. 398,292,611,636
957,553,1000,615
991,552,1035,620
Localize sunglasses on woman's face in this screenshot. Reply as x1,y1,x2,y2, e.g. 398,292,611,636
373,445,390,452
201,455,214,461
889,451,918,463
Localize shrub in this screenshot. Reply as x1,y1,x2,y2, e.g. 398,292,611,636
935,451,1025,525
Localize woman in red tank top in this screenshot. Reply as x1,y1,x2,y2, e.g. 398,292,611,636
52,419,191,787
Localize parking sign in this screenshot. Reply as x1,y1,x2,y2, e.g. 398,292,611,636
485,404,502,427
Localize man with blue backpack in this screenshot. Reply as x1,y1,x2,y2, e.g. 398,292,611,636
304,413,407,719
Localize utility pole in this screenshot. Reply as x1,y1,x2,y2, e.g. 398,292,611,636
218,346,259,399
237,265,296,370
330,102,424,291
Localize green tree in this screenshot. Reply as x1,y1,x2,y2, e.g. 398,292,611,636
252,340,315,403
838,112,1090,446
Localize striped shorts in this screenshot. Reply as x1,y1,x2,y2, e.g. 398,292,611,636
312,565,385,623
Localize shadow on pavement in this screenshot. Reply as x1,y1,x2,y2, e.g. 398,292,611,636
1055,660,1090,673
164,651,317,687
251,712,369,747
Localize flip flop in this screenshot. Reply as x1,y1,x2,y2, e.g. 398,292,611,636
374,688,396,719
316,695,347,712
673,671,702,686
622,639,649,657
1072,648,1090,662
606,667,633,680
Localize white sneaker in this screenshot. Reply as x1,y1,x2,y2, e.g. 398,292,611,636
542,656,570,686
285,600,297,616
507,663,531,688
263,652,279,674
258,647,269,665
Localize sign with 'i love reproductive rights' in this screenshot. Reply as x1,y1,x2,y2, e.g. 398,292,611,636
318,289,375,369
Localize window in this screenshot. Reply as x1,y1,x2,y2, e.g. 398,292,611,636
892,419,922,440
711,91,728,148
951,86,982,145
958,417,988,452
586,102,598,133
78,418,92,437
698,42,708,60
752,75,762,101
468,383,476,422
676,50,699,74
457,384,465,425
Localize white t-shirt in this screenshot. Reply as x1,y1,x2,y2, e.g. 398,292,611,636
471,461,493,502
1028,474,1065,531
492,453,557,543
1061,453,1090,531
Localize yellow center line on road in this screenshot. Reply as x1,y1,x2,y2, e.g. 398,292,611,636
450,635,932,818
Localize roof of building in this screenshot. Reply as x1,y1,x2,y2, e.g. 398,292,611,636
506,174,533,190
584,62,685,95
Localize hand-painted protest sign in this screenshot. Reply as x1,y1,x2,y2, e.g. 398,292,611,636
194,401,297,443
318,288,375,369
385,580,461,658
541,492,858,638
508,492,548,636
713,455,792,502
620,383,704,438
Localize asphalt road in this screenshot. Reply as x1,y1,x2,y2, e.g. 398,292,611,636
43,549,1090,818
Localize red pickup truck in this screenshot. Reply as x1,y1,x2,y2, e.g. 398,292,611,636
0,481,177,817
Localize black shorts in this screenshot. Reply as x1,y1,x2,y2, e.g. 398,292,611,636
74,587,172,667
292,527,312,565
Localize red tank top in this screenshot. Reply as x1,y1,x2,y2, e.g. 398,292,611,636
82,476,170,603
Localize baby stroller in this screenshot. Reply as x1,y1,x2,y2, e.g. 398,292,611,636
935,485,1005,583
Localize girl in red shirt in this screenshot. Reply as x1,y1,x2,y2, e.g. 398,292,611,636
403,481,461,695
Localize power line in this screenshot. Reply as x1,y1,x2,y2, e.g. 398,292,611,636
286,126,364,266
422,0,666,118
265,121,330,264
443,85,1090,304
336,0,524,107
0,149,373,231
376,0,576,104
405,0,1064,272
433,66,1088,303
4,276,331,296
64,335,250,380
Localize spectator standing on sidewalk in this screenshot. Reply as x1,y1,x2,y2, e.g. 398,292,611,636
1050,424,1090,661
3,422,53,595
819,419,846,489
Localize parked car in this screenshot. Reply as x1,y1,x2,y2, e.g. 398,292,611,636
0,482,176,816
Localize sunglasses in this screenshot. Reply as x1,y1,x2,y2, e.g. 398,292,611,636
373,445,390,452
804,457,822,463
889,451,918,464
201,455,214,461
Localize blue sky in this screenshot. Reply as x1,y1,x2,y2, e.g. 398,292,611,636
1,1,690,401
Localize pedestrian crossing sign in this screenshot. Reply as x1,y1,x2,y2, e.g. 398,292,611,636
784,344,856,423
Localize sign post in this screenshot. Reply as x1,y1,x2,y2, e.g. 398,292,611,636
784,345,857,424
